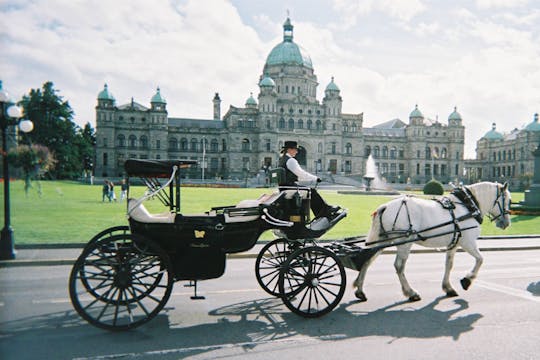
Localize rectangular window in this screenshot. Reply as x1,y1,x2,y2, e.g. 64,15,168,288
156,140,160,149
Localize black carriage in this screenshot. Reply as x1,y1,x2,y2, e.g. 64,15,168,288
69,159,350,330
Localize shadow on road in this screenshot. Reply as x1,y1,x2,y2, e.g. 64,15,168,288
0,296,482,359
527,281,540,296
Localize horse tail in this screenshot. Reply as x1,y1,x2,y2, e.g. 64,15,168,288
366,206,385,245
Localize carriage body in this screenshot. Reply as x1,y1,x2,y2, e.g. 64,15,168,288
69,159,350,330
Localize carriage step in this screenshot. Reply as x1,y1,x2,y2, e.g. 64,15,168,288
185,280,206,300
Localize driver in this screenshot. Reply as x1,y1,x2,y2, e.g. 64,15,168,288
278,141,341,219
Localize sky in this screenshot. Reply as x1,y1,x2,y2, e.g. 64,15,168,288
1,0,539,158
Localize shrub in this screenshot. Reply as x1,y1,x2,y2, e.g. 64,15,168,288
423,179,444,195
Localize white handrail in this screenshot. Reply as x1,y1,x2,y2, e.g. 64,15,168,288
127,165,178,216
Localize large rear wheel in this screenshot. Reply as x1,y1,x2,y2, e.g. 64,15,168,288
278,246,346,318
69,234,173,330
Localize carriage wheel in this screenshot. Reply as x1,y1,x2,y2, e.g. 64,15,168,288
87,226,130,246
255,239,302,296
69,234,173,331
278,246,346,318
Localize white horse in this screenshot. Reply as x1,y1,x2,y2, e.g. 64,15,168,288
353,181,511,302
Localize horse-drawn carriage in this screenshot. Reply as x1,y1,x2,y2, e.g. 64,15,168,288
69,159,511,331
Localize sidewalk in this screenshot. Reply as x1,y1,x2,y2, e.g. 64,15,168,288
1,236,539,268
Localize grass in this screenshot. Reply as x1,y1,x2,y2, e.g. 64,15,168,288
1,180,538,245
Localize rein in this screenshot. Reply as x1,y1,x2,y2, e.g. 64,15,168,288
374,189,483,251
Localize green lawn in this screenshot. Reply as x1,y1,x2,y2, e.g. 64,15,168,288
1,180,538,245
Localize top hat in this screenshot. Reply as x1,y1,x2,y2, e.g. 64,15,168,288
282,141,298,150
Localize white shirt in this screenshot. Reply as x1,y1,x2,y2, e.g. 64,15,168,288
285,154,318,183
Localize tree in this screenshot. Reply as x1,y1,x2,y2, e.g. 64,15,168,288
19,82,95,179
7,144,56,195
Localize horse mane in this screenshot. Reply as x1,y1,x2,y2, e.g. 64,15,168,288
466,182,499,216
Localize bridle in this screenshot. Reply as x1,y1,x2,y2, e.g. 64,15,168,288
488,184,510,223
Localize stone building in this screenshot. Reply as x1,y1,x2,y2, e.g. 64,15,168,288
465,114,540,189
94,18,464,184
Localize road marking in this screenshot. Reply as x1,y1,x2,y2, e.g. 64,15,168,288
71,335,338,360
475,280,540,303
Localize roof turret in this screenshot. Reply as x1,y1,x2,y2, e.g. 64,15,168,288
448,106,462,121
524,113,540,131
409,104,424,119
97,84,115,101
151,87,166,104
325,77,340,92
483,123,504,140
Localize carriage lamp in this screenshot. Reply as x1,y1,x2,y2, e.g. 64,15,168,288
0,81,34,260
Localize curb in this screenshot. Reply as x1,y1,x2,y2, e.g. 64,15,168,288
1,244,539,268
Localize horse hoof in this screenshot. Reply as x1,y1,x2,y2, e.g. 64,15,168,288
355,290,367,302
446,290,459,297
460,278,471,290
408,294,421,302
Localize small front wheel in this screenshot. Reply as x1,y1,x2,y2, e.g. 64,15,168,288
279,246,346,318
255,239,302,296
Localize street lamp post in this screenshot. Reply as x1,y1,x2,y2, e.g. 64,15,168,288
0,81,34,260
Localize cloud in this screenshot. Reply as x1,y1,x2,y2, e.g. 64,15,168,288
331,0,426,27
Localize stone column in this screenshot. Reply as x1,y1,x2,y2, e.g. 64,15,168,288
524,144,540,207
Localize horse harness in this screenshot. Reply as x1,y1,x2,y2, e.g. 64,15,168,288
377,186,485,251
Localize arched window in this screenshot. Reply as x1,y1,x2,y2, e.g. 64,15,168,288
307,119,313,129
390,146,397,159
117,134,125,148
318,143,323,153
278,117,285,129
365,146,371,157
288,118,294,130
242,138,250,151
168,137,178,150
382,146,388,158
128,135,137,149
222,139,227,151
210,139,219,152
298,119,303,129
180,138,188,151
190,138,198,152
426,147,432,160
139,135,148,149
345,143,352,155
316,120,322,130
351,123,357,132
373,146,380,158
331,142,336,154
441,148,447,159
343,122,349,132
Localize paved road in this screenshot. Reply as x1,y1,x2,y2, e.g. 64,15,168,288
1,249,539,359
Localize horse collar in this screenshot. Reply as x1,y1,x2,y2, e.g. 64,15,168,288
451,186,483,224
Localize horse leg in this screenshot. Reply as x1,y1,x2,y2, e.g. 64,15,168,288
394,244,421,302
460,240,484,290
353,250,381,302
443,248,459,297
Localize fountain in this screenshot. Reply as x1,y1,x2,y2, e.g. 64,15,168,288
338,154,400,196
363,154,377,191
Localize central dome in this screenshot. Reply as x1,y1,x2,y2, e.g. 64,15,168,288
265,18,313,69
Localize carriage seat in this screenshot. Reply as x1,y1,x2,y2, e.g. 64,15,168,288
127,199,176,223
223,192,285,223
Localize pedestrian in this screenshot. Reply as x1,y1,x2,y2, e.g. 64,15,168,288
278,140,341,219
109,181,116,202
102,180,110,202
120,179,128,201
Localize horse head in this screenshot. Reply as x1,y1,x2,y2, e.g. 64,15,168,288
489,182,511,229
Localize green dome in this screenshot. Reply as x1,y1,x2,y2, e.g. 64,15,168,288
409,104,423,118
151,87,166,104
245,93,257,106
524,113,540,131
97,84,115,101
325,77,340,91
448,106,462,121
259,76,276,87
265,18,313,69
483,123,504,140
